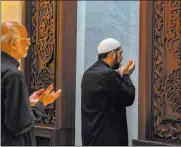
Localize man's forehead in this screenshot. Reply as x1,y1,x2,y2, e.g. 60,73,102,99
1,21,27,35
18,26,29,37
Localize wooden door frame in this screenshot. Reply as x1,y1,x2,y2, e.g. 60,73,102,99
138,0,153,141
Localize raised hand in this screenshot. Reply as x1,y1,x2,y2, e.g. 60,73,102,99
38,85,62,106
119,60,135,76
29,89,45,106
127,60,135,75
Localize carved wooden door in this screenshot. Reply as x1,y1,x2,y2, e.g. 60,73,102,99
152,0,180,143
133,0,180,146
21,0,77,145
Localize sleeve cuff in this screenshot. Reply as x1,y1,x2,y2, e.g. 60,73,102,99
122,74,133,84
34,101,45,113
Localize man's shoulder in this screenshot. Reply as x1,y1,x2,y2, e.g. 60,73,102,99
1,64,22,80
105,68,120,77
83,62,120,78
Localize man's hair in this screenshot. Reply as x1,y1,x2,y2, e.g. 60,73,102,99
1,21,22,44
98,47,120,60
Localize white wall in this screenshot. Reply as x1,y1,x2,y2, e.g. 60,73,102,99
1,1,22,68
75,1,86,146
1,1,22,23
76,1,140,146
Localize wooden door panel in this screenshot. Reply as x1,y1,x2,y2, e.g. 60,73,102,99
133,0,180,145
152,0,181,142
22,0,77,145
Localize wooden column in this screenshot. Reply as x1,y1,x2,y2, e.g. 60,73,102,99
21,0,77,145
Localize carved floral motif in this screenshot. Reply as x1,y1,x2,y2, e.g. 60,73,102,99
153,0,180,141
31,0,56,125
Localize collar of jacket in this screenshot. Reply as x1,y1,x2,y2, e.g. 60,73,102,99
97,59,112,68
1,51,20,67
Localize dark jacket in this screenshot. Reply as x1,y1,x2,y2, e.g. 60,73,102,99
1,51,44,146
81,60,135,146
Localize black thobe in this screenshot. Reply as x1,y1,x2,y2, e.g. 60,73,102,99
1,51,44,146
81,60,135,146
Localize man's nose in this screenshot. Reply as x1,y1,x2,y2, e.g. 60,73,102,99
26,40,31,46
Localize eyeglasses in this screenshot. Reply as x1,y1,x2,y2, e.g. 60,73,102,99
13,37,31,41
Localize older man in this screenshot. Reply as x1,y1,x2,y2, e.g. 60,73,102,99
1,21,61,145
81,38,135,146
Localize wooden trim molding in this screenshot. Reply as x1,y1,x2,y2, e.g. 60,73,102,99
132,139,174,146
138,0,153,141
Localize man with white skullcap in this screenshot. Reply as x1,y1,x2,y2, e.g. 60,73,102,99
81,38,135,146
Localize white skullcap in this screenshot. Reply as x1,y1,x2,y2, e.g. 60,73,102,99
98,38,121,54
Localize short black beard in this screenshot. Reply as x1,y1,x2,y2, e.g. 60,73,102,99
112,53,120,70
112,62,120,70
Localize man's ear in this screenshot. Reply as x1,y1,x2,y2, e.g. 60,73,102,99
109,51,115,59
10,39,18,50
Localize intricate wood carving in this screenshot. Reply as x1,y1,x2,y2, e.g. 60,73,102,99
134,0,180,145
152,0,181,141
23,0,77,145
31,0,56,125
